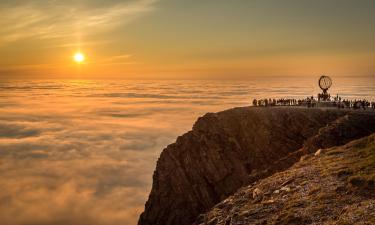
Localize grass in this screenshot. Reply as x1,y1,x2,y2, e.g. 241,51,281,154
274,211,310,225
326,149,345,156
343,137,375,192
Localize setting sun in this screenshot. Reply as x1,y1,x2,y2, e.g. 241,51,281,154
73,52,85,63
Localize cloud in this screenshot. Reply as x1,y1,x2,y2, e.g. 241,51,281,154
0,123,42,138
0,0,158,45
0,79,260,225
0,111,173,225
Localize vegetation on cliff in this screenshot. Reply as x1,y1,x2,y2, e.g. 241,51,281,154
196,134,375,225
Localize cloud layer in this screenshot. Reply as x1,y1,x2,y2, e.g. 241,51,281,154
0,79,253,225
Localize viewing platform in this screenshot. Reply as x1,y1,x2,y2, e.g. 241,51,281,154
252,75,375,110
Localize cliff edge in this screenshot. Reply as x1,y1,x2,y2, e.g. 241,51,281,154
138,107,375,225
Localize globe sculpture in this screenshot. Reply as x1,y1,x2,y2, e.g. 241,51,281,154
318,75,332,101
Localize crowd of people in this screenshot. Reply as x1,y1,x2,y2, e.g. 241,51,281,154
252,97,375,110
340,99,374,110
253,98,304,107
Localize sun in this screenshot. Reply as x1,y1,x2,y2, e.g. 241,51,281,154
73,52,85,63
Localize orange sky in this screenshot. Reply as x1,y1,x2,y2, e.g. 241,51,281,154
0,0,374,79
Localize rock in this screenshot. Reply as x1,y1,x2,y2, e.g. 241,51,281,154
262,199,275,204
252,188,263,199
238,210,251,217
281,178,295,186
273,190,280,194
303,113,375,154
314,149,325,156
280,187,291,192
138,108,375,225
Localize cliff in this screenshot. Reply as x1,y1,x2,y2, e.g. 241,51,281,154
138,107,375,225
196,134,375,225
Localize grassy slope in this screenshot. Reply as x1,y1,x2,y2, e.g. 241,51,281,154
197,134,375,225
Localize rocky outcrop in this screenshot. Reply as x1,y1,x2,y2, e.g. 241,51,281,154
138,107,375,225
303,112,375,153
196,134,375,225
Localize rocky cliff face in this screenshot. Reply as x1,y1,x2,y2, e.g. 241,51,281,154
138,107,375,225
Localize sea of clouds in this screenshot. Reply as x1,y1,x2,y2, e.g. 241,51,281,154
0,77,373,225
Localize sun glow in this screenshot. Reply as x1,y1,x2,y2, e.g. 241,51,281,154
74,52,85,63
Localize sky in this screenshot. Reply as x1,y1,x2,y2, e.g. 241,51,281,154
0,0,375,79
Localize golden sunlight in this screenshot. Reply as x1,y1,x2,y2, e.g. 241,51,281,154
73,52,85,63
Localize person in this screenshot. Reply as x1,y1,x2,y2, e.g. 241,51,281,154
253,99,258,106
307,98,311,108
